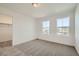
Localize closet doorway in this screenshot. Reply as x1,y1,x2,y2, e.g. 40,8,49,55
0,14,12,47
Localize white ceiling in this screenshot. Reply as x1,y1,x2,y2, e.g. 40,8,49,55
0,3,77,18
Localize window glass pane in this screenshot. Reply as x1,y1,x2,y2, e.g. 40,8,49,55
43,20,49,28
57,17,70,36
57,18,63,27
42,20,50,34
63,17,70,27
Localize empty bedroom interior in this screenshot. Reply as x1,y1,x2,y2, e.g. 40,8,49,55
0,3,79,56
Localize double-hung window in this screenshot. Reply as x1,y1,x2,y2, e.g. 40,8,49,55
57,17,70,36
42,20,50,34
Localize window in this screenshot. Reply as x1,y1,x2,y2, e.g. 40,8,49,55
57,17,70,36
42,20,50,34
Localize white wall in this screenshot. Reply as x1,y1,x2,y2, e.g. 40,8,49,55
36,11,75,46
0,6,36,46
75,5,79,54
13,15,36,45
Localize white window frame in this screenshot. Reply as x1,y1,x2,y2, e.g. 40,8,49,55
56,17,70,36
42,20,50,35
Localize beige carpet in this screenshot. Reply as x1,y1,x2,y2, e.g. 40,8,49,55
0,39,78,56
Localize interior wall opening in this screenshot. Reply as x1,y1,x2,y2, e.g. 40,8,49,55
0,14,12,47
